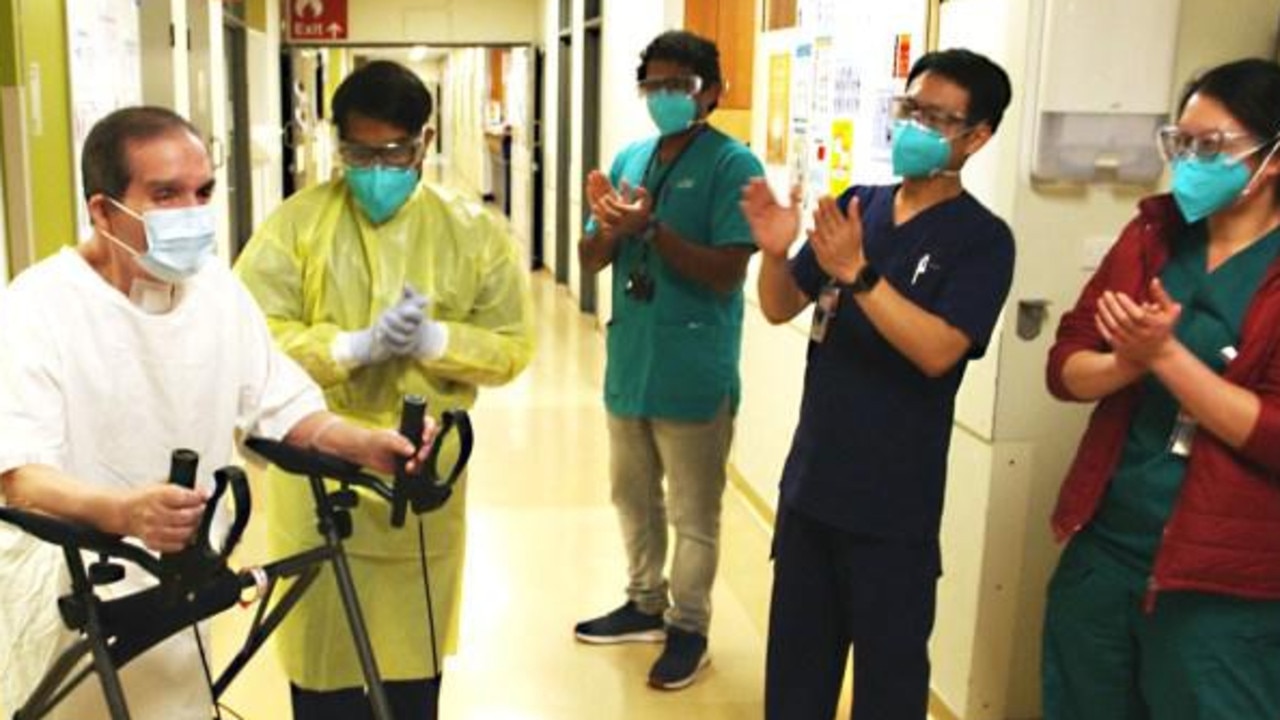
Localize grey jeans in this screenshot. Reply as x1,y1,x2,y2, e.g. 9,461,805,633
606,403,734,635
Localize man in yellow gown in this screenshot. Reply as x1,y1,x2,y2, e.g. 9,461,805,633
235,60,534,719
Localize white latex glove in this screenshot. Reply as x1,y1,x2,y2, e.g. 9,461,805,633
378,289,428,355
394,285,448,360
334,325,393,367
330,288,424,367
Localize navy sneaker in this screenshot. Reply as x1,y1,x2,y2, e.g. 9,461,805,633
574,601,666,644
648,626,710,690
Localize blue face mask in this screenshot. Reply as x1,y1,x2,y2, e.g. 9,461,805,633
1171,154,1253,223
105,199,217,283
646,91,699,136
346,166,419,224
891,120,954,178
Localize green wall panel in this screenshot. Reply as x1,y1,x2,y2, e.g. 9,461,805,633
24,0,75,259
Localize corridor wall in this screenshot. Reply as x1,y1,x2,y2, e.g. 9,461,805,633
0,0,73,269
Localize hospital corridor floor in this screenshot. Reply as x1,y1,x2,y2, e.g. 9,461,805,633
211,270,805,719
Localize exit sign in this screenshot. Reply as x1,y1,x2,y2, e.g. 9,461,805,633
289,0,347,41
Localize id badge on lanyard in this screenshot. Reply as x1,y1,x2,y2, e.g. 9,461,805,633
1167,411,1196,458
1167,345,1239,457
810,280,841,343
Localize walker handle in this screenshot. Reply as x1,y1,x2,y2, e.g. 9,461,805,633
168,448,199,489
391,395,428,528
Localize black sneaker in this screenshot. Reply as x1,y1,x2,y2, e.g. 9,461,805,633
574,601,666,644
648,626,710,690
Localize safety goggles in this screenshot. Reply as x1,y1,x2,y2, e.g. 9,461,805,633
338,138,425,169
637,74,703,97
890,95,970,133
1155,125,1272,163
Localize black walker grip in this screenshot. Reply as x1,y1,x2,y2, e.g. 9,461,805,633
206,466,251,562
398,395,428,448
410,409,473,515
169,448,199,489
392,395,428,528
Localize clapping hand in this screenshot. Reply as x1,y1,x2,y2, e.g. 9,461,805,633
1095,278,1182,367
587,170,651,238
740,179,802,260
810,195,865,284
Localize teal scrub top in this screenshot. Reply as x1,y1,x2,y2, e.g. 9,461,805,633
594,127,763,421
1089,223,1280,574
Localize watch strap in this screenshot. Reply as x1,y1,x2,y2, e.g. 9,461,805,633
849,263,880,294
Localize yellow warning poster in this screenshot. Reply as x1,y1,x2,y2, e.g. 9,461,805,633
766,53,791,165
829,118,854,196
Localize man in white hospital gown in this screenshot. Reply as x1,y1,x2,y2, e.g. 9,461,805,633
0,106,432,720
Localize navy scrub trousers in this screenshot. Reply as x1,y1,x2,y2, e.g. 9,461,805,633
766,506,940,720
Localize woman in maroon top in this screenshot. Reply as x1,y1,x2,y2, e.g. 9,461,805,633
1044,59,1280,720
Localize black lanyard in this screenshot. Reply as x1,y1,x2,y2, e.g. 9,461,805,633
634,124,707,274
641,123,707,213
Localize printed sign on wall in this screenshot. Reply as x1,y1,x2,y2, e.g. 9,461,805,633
767,54,792,165
289,0,348,41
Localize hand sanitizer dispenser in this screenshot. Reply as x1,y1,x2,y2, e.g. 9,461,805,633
1031,0,1183,184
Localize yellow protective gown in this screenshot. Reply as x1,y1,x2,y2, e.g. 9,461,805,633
233,179,534,689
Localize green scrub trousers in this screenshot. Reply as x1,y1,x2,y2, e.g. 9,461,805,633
1043,534,1280,720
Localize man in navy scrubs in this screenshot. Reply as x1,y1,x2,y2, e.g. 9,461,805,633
742,48,1015,720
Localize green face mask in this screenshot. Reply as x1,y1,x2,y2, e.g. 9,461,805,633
646,91,699,136
891,120,953,178
346,165,418,224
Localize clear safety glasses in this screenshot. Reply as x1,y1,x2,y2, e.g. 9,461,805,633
338,138,425,169
1155,125,1269,163
637,74,703,97
889,95,970,133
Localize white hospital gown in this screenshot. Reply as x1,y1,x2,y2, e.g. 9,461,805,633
0,248,325,720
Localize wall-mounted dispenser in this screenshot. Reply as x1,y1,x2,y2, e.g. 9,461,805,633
1031,0,1183,184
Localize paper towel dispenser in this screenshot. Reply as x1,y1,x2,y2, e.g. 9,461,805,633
1030,0,1183,184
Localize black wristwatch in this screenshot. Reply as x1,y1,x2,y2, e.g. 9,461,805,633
848,263,881,294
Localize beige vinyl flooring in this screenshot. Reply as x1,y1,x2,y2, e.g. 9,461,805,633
211,270,860,719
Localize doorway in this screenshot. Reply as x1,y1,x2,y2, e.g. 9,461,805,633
224,17,253,257
531,47,545,270
555,21,573,285
579,6,602,312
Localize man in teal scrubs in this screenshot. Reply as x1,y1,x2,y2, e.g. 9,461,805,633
573,30,764,691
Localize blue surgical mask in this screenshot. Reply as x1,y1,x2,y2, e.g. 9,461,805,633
346,165,419,224
891,120,953,178
1171,154,1253,223
646,91,699,136
104,199,217,283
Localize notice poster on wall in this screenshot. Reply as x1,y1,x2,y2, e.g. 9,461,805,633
791,43,813,129
767,53,791,165
832,57,861,118
784,0,929,190
789,43,814,194
805,38,835,203
828,52,860,196
829,118,854,196
66,0,141,240
870,88,896,161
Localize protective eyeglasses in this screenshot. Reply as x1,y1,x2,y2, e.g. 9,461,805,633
637,74,703,97
338,138,425,169
890,95,970,132
1154,125,1273,163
